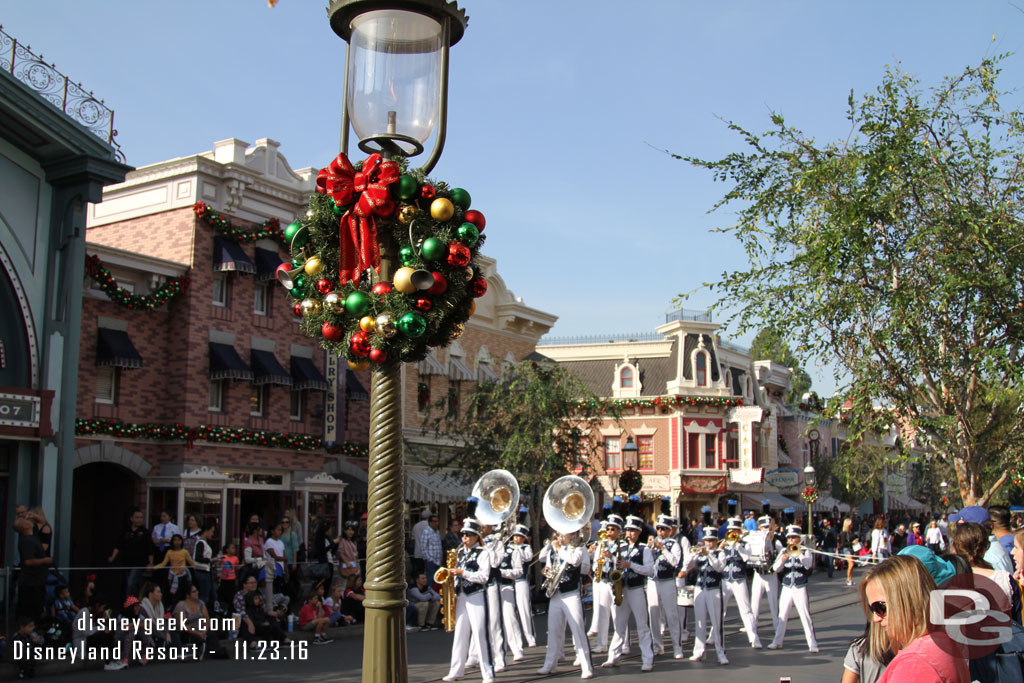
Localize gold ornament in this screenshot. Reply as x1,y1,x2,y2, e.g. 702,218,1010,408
430,197,455,221
464,267,474,281
375,313,397,338
304,256,323,276
398,205,417,224
393,266,417,294
300,299,321,316
348,359,370,371
449,323,465,340
468,300,476,317
323,292,344,313
359,315,376,333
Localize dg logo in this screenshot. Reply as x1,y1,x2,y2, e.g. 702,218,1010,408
928,572,1013,659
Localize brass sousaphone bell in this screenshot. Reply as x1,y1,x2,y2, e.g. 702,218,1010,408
471,469,520,528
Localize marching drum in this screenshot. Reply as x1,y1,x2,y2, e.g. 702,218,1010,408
676,585,694,607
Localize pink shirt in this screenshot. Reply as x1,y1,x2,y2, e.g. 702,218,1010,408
878,634,969,683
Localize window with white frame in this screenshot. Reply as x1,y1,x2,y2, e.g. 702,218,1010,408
604,437,621,470
212,273,229,307
95,366,117,404
254,282,269,316
620,367,633,388
250,385,267,417
695,352,708,386
290,390,303,421
208,380,224,412
637,435,654,469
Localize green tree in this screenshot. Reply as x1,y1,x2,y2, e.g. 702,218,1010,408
749,327,812,404
676,57,1024,506
416,360,617,544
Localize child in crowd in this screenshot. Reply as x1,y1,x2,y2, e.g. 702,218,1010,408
219,543,239,606
48,585,75,644
104,596,145,671
298,592,334,644
12,616,42,679
324,582,356,627
153,534,195,605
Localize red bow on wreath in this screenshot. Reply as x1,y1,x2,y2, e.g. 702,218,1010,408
316,153,400,286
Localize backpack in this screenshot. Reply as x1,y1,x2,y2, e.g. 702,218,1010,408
968,619,1024,682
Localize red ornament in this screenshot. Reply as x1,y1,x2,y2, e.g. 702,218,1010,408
369,348,387,364
349,330,371,357
322,322,344,341
415,297,432,311
447,243,471,267
420,184,436,200
463,209,486,232
293,303,303,316
371,282,393,296
427,272,448,295
469,277,488,298
316,278,334,294
276,263,293,280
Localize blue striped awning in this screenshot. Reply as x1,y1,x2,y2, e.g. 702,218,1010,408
251,350,291,386
209,343,253,381
213,237,255,274
97,328,143,369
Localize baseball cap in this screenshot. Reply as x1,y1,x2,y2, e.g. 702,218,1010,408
956,506,989,524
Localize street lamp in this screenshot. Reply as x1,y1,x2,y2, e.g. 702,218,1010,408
622,435,639,471
803,463,816,539
327,3,468,682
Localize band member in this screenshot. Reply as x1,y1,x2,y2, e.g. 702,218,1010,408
536,533,594,679
767,525,818,653
497,530,526,661
587,503,612,640
749,512,782,633
510,521,536,648
603,514,655,671
683,527,728,665
482,525,507,671
444,517,495,683
589,507,623,654
646,505,684,659
720,517,761,648
673,518,692,643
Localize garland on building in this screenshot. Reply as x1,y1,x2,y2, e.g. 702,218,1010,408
281,152,487,366
74,417,368,456
192,201,287,246
801,486,819,503
619,468,643,495
577,395,744,410
85,255,189,310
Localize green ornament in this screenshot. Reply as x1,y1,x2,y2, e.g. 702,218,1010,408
421,237,446,261
397,312,427,338
456,222,479,246
331,202,345,216
289,287,305,300
450,188,471,210
399,246,417,267
395,175,419,201
345,291,371,317
290,228,309,249
284,221,302,241
292,274,307,289
292,257,304,267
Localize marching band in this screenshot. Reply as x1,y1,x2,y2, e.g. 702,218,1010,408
440,473,821,681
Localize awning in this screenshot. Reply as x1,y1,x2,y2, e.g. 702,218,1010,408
405,470,467,503
96,328,143,369
449,356,474,381
325,458,369,502
213,237,255,274
209,342,253,381
345,369,368,400
777,449,793,465
251,350,292,386
416,352,445,376
291,356,328,391
477,361,498,382
813,494,851,513
254,248,284,281
337,473,368,502
888,493,928,511
741,492,802,511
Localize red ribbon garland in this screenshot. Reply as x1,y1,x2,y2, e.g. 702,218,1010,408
316,153,400,286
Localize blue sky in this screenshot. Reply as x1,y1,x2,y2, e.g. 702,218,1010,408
4,1,1023,395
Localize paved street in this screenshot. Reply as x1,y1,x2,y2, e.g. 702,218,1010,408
51,573,864,683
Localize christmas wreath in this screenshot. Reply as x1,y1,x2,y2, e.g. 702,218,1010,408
801,486,819,504
280,153,487,366
619,469,644,496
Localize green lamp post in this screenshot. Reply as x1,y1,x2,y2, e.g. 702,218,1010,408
326,2,468,682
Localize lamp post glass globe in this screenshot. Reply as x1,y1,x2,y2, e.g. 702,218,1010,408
803,463,816,488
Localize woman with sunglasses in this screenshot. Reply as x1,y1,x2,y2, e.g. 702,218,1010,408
860,555,969,682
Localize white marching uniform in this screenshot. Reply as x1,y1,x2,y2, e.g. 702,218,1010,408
589,536,620,652
512,542,537,647
749,533,782,632
673,534,691,640
646,537,683,657
446,545,495,682
683,546,728,663
606,542,655,668
719,541,761,647
483,535,506,670
497,542,525,659
768,548,818,652
538,545,594,678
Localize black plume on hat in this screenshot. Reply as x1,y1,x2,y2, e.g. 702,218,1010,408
602,502,612,520
612,496,625,517
762,500,771,515
518,505,528,524
660,497,671,516
466,497,478,519
727,499,738,517
701,505,712,526
628,494,642,516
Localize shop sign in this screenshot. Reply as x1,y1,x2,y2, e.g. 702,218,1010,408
680,474,728,495
0,393,39,428
765,467,799,489
885,472,906,494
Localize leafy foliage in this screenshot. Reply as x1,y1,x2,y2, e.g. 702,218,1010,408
676,57,1024,505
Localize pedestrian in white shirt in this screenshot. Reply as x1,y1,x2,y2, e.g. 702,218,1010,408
152,510,181,556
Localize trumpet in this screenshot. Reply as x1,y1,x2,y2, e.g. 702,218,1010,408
725,529,741,543
787,542,803,556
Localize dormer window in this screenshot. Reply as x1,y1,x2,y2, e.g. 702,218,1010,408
695,352,708,386
620,367,633,388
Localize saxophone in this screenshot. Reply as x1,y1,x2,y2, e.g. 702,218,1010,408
434,548,458,632
594,529,608,582
609,540,625,606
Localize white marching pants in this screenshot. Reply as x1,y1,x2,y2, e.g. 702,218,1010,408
722,579,760,646
448,591,494,681
514,579,536,647
770,585,817,651
590,581,614,650
542,590,593,677
647,579,682,656
608,586,654,667
485,583,505,669
692,585,725,660
499,583,524,657
674,578,690,636
750,571,779,632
